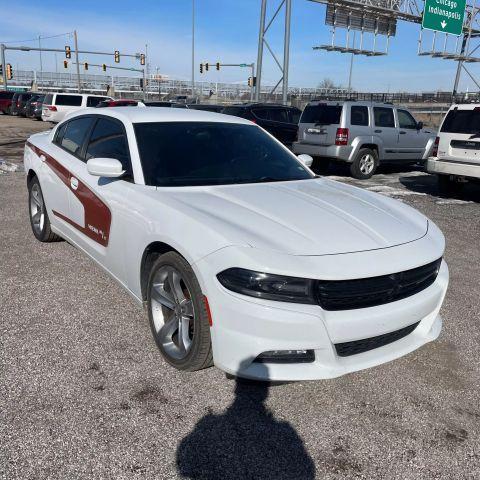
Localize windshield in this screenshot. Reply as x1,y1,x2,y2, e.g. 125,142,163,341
134,122,313,187
441,109,480,134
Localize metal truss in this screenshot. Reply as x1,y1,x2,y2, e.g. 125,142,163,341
255,0,292,103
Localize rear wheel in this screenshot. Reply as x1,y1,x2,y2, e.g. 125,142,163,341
311,157,330,175
350,148,379,179
147,252,213,371
28,177,61,242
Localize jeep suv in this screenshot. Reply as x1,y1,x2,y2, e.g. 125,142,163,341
427,104,480,194
293,101,436,179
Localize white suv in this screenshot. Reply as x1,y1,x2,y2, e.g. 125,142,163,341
427,104,480,193
41,93,111,123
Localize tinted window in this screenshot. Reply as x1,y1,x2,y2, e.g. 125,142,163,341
86,118,130,173
43,94,53,105
300,105,342,124
60,117,94,157
54,122,68,146
351,106,369,126
374,107,395,128
252,108,269,120
441,109,480,134
221,107,245,117
87,96,108,107
134,122,312,187
56,95,82,106
269,108,289,123
398,110,417,129
290,109,301,124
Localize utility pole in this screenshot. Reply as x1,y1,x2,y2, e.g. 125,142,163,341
282,0,292,105
145,43,149,100
255,0,267,102
38,35,43,88
191,0,195,98
453,34,468,100
1,44,7,90
348,31,356,94
73,30,81,93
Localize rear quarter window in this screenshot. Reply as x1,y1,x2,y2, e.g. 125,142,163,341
351,106,369,126
300,105,342,125
55,95,82,106
43,94,53,105
87,96,108,107
441,109,480,134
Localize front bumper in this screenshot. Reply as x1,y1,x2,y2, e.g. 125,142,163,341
427,157,480,179
194,236,448,381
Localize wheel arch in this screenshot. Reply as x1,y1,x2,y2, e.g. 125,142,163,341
140,241,185,301
27,168,37,185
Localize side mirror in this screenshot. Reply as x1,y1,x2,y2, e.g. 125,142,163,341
297,154,313,168
87,158,125,178
417,121,424,130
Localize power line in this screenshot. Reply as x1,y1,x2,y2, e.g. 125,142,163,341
0,32,72,44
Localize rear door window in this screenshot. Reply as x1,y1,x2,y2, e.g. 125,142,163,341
86,117,131,174
252,108,269,120
60,117,95,158
300,104,342,124
87,96,108,107
268,108,289,123
441,109,480,134
56,95,82,106
43,94,53,105
350,106,369,126
221,107,245,117
374,107,395,128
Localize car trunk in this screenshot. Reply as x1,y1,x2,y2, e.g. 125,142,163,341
298,104,342,146
439,107,480,164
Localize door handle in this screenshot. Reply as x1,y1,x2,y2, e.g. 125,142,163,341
399,131,407,134
39,154,46,162
374,129,382,133
70,177,79,190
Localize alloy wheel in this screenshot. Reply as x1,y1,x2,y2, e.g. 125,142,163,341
150,266,195,360
30,183,45,236
359,154,375,175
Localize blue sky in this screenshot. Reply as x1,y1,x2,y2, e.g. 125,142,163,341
0,0,477,92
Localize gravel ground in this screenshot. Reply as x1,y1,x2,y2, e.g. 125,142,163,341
1,116,480,479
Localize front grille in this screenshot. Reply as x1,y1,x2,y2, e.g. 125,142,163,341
316,258,442,311
335,322,420,357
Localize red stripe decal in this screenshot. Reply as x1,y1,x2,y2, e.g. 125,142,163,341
27,141,112,247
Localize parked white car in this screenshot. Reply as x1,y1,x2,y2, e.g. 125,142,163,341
41,93,111,123
427,103,480,193
24,108,448,381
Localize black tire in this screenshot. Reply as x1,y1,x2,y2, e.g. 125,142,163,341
311,157,330,175
437,174,464,196
147,251,213,372
28,176,62,242
350,148,379,179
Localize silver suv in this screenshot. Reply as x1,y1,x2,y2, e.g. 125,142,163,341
293,101,436,179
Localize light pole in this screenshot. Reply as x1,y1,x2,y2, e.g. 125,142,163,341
191,0,195,98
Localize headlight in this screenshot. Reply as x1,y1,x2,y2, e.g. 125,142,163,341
217,268,316,304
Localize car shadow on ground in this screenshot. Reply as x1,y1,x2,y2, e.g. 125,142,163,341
314,161,422,178
399,173,480,203
176,362,315,480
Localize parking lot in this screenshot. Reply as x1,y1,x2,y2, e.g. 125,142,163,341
1,114,480,479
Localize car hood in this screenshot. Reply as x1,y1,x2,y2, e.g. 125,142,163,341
161,178,429,256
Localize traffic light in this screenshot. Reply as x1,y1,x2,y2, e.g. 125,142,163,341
65,45,71,59
140,78,144,89
114,50,120,63
205,62,209,71
216,62,220,70
247,76,257,87
102,64,107,72
6,64,13,80
63,60,68,69
84,62,88,70
140,53,145,66
199,63,203,73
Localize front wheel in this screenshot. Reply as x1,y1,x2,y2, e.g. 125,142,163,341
350,148,379,179
147,252,213,371
28,177,61,242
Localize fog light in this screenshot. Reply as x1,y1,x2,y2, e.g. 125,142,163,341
254,349,315,364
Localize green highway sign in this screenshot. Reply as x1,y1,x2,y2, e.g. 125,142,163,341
239,63,247,67
422,0,466,36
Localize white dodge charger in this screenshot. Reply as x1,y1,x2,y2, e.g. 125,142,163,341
24,107,448,381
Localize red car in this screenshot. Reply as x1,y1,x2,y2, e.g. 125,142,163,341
96,99,143,108
0,91,15,114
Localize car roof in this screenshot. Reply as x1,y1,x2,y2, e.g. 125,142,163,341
65,106,254,125
225,103,297,109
